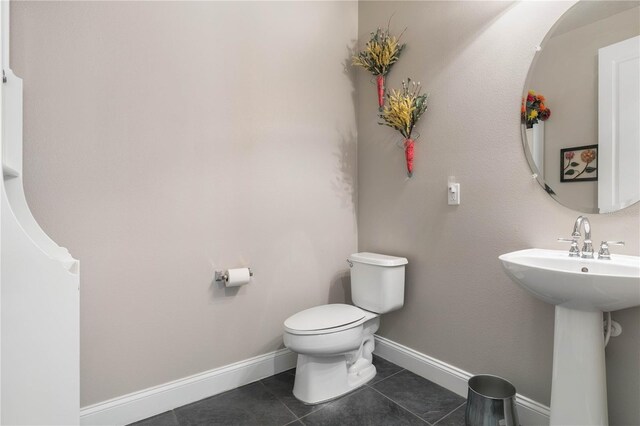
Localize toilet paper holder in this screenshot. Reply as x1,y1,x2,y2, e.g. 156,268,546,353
215,268,253,283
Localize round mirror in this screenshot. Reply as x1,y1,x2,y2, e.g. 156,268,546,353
522,1,640,213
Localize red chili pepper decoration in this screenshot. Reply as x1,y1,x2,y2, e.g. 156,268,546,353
376,75,385,111
404,138,414,177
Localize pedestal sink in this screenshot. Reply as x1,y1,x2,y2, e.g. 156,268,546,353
499,249,640,426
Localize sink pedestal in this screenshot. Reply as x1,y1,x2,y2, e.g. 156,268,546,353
550,306,608,426
499,248,640,425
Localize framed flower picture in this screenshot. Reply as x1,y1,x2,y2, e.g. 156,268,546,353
560,144,598,182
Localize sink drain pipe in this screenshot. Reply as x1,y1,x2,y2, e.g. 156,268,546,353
604,312,612,347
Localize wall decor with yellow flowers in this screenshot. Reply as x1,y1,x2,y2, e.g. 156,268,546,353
353,22,430,178
352,25,406,111
378,79,428,177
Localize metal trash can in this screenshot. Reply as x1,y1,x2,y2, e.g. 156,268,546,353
465,375,519,426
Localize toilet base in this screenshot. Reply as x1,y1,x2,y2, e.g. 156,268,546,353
292,352,377,404
287,313,380,404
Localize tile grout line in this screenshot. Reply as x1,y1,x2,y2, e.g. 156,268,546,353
371,367,468,425
260,376,361,425
368,386,431,425
257,380,300,425
166,362,458,426
277,361,406,424
294,401,334,424
432,401,466,425
366,368,406,387
294,386,369,425
268,369,367,425
170,409,180,426
281,365,409,425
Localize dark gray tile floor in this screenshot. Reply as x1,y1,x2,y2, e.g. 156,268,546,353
129,356,466,426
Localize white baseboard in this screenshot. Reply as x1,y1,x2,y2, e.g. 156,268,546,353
373,335,550,426
79,348,297,426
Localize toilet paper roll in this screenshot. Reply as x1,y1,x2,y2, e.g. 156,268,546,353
226,268,251,287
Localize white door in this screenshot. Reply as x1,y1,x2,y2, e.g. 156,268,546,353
0,1,4,420
598,35,640,213
1,1,79,424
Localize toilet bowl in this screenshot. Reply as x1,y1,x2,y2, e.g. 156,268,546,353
283,252,408,404
283,304,380,404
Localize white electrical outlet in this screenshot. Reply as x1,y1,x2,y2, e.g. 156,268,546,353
448,183,460,205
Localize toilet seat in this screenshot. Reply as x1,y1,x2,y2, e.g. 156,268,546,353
284,304,376,336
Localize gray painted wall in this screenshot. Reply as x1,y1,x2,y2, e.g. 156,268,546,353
11,1,358,406
10,1,640,423
357,1,639,424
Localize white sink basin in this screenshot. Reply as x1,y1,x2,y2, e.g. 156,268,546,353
499,248,640,311
499,248,640,425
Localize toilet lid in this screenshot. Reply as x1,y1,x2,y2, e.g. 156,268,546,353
284,304,366,332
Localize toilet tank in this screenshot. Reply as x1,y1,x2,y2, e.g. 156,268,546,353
348,252,408,314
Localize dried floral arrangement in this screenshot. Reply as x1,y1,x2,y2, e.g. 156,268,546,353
379,79,429,177
352,24,406,110
522,90,551,128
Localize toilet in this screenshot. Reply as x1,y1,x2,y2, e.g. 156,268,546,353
283,252,408,404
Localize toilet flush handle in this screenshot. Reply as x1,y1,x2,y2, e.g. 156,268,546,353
346,259,353,268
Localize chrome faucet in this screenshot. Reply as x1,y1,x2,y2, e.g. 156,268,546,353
573,216,594,258
558,215,594,258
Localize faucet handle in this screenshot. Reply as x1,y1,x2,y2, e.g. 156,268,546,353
598,241,625,260
558,237,581,257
